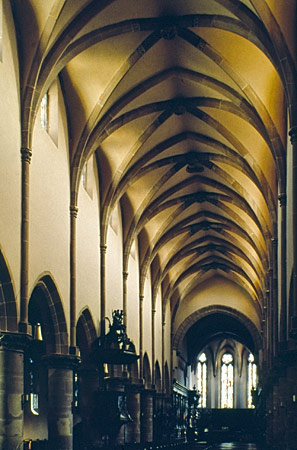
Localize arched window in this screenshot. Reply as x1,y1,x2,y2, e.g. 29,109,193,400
39,80,59,145
247,353,257,408
197,352,207,407
40,93,49,132
221,353,233,408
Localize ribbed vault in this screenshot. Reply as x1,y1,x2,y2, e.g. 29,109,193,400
11,0,296,356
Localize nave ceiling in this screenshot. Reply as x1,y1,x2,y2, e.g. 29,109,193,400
11,0,297,358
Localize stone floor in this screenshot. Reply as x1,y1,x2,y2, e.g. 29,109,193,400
204,443,263,450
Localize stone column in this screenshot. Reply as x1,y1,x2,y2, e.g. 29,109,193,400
286,364,297,449
152,308,156,385
70,206,78,353
141,389,154,443
126,385,141,443
43,354,80,450
278,194,287,342
100,245,107,335
104,377,127,447
0,332,29,450
19,147,32,334
123,271,129,326
267,269,273,367
161,320,165,393
139,295,144,378
271,237,278,357
289,126,297,319
75,363,100,448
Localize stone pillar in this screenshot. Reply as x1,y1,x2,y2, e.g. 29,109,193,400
289,126,297,319
286,365,297,449
126,385,141,443
19,147,32,334
104,377,127,447
139,295,144,378
152,308,156,385
161,320,165,393
75,363,100,448
278,193,287,342
271,237,278,356
267,270,273,367
100,245,107,335
123,271,129,326
141,389,154,443
153,392,164,441
43,354,79,450
0,332,29,450
69,206,78,352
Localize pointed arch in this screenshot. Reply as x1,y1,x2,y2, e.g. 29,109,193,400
143,352,152,388
28,274,68,354
164,362,170,395
173,305,262,356
155,360,162,393
76,308,97,360
0,249,17,331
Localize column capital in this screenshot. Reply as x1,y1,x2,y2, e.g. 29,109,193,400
289,126,297,144
70,205,78,218
141,386,156,396
278,193,287,207
78,361,100,375
0,331,31,351
42,353,80,370
21,147,32,163
126,380,144,394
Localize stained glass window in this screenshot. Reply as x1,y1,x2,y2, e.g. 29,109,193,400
248,353,257,408
197,352,207,407
221,353,233,408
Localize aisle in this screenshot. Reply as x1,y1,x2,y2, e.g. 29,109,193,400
205,443,262,450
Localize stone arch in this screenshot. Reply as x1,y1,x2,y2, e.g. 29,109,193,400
0,249,17,331
76,308,97,360
173,305,262,356
155,360,162,393
143,352,152,388
164,362,170,395
28,274,68,354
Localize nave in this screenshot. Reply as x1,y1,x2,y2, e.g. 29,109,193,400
1,1,297,449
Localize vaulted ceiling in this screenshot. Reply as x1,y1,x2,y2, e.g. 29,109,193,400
12,0,296,354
